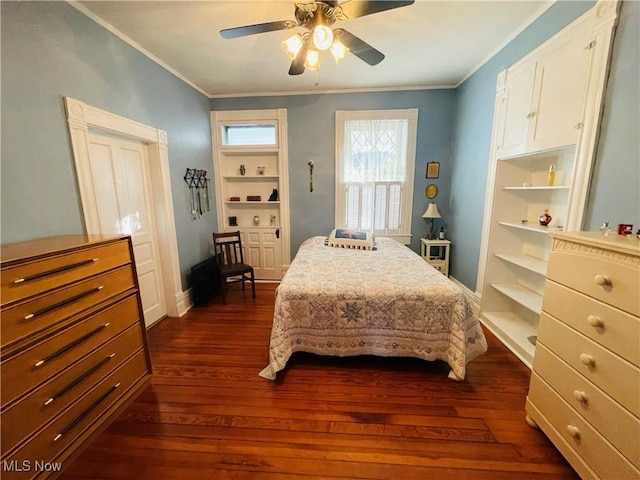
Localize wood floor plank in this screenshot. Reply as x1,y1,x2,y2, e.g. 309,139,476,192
60,283,579,480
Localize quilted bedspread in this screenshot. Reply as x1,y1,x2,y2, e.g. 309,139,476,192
259,236,487,380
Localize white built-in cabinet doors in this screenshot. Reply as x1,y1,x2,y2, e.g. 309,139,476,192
241,229,283,279
496,35,595,159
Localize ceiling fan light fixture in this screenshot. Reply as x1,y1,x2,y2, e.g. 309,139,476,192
311,25,333,50
304,48,320,70
281,33,304,59
330,40,349,63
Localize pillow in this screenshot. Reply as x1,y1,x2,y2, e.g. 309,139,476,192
325,228,376,250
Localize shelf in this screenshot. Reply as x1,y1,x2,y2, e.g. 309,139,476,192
225,201,280,205
480,311,537,367
502,186,569,191
498,221,556,234
497,145,575,162
224,175,279,180
491,283,543,314
494,253,548,276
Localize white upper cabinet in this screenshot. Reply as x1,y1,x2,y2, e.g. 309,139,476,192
496,30,597,159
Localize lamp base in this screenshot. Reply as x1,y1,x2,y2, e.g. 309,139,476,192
425,233,436,240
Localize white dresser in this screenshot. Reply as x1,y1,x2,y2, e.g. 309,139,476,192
525,231,640,480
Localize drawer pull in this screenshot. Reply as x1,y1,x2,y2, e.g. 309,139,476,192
587,315,604,328
594,274,611,286
34,323,110,367
567,425,581,439
579,353,595,367
14,258,99,284
24,286,105,320
44,353,116,406
572,390,588,403
53,382,120,442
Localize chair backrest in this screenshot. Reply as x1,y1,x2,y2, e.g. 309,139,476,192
213,231,245,266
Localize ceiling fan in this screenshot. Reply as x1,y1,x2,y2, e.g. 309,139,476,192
220,1,415,75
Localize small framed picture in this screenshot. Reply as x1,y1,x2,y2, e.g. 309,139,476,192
426,162,440,179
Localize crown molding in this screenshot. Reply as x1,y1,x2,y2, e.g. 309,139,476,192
66,0,209,97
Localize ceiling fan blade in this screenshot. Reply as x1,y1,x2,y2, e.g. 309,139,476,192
336,1,414,20
334,28,384,66
289,41,310,75
220,20,295,39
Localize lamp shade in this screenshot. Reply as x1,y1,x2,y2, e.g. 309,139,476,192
422,202,441,219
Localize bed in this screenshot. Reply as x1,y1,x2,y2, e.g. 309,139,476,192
259,235,487,380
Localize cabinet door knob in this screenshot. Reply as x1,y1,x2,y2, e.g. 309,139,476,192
572,390,588,403
579,353,595,367
594,274,611,286
587,315,604,328
567,425,581,439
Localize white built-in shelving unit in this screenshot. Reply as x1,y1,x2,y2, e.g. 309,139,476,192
476,1,619,367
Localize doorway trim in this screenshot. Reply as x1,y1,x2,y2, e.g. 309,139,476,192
65,97,186,318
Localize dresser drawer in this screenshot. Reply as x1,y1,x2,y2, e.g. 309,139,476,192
1,240,131,306
1,266,136,351
532,343,640,468
546,247,640,316
543,280,640,367
1,325,145,457
0,351,148,480
528,372,639,480
1,295,140,407
538,312,640,417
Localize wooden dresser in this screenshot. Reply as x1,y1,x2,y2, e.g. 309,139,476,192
525,231,640,480
1,235,152,479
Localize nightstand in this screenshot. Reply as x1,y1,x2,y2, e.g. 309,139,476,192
420,238,451,276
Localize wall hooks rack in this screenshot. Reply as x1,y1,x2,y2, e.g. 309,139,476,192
184,168,211,219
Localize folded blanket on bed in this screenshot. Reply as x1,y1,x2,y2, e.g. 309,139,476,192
325,228,376,250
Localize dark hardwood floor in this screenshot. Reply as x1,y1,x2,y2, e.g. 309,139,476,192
61,283,579,480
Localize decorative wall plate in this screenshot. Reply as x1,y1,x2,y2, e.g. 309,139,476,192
425,184,438,199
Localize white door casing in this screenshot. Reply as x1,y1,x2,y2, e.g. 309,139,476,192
87,132,167,325
65,97,187,320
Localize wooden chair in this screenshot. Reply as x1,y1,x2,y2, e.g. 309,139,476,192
212,231,255,304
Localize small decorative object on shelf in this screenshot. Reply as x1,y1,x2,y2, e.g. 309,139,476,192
229,216,237,226
268,188,278,201
253,215,260,226
547,164,556,186
239,164,246,176
617,223,633,236
270,214,276,226
257,166,265,175
230,196,240,202
247,195,261,201
538,209,552,227
600,222,610,234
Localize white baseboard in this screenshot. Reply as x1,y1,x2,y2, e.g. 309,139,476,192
175,289,193,317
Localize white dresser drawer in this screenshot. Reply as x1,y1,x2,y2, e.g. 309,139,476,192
546,242,640,316
538,312,640,417
532,343,640,468
528,373,639,480
543,280,640,367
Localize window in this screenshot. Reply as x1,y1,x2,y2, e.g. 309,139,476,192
335,109,418,244
220,123,277,146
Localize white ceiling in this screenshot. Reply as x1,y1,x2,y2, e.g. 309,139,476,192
74,0,552,98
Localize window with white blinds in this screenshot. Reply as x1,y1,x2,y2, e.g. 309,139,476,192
335,109,418,244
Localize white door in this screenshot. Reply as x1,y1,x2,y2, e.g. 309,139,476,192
87,131,167,326
241,228,283,280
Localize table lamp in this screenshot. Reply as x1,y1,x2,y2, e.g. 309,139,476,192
422,202,441,239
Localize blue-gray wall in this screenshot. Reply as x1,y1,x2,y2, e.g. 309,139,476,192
449,0,639,291
1,1,215,289
212,91,456,255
